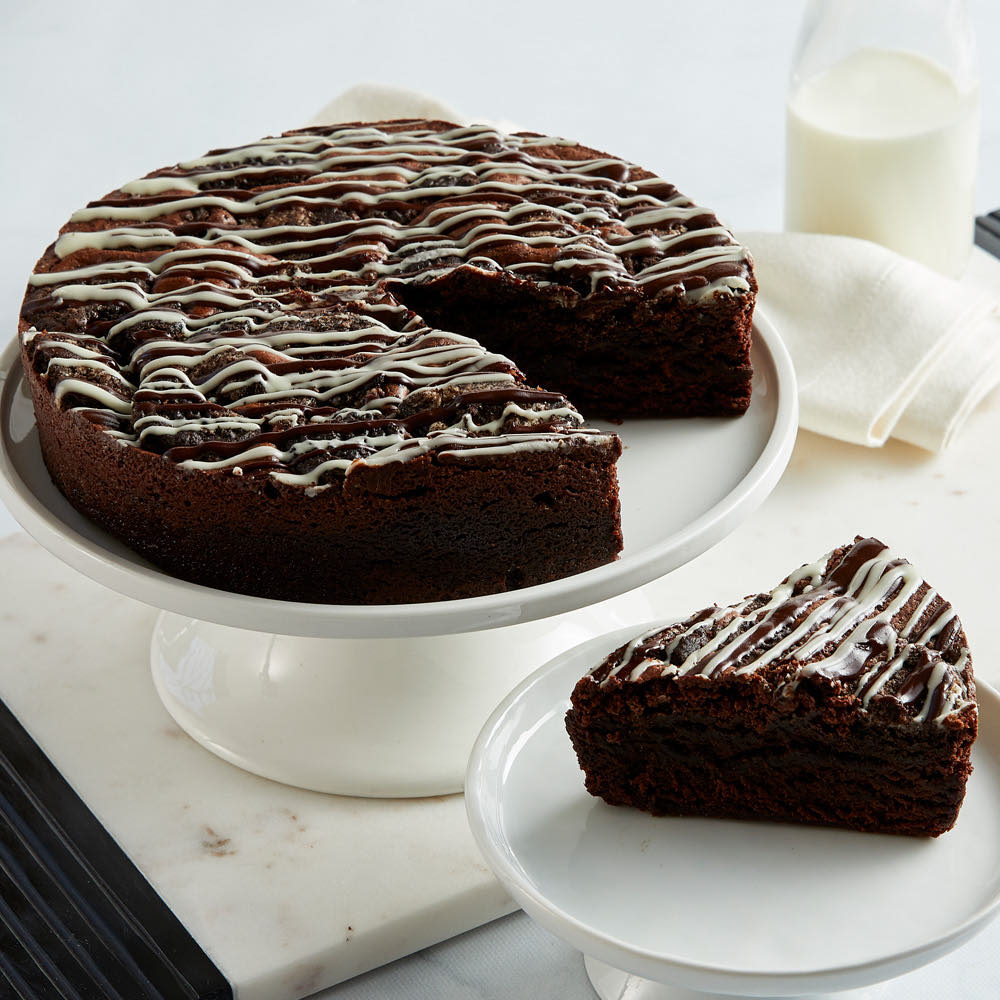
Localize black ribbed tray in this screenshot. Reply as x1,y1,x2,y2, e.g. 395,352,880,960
975,210,1000,258
0,696,231,1000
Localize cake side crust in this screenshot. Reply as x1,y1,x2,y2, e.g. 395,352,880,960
24,346,622,604
566,669,976,837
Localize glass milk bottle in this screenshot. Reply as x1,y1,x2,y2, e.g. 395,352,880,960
785,0,979,276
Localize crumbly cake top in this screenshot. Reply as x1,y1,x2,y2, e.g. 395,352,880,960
19,120,751,488
590,537,975,725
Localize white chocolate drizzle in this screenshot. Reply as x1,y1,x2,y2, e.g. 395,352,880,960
20,120,753,482
593,538,975,726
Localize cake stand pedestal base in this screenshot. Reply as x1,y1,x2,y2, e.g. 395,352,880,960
584,956,856,1000
151,588,653,797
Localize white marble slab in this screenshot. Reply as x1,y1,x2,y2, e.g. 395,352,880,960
0,532,515,1000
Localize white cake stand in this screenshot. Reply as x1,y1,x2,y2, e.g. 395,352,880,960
0,314,797,796
466,628,1000,999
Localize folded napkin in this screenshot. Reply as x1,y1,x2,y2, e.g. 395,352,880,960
744,232,1000,451
310,85,1000,452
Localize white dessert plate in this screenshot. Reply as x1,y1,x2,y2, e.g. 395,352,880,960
466,626,1000,998
0,314,796,639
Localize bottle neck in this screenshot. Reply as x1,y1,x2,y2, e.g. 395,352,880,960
791,0,978,97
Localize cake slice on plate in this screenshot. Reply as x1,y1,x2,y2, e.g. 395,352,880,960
566,537,978,836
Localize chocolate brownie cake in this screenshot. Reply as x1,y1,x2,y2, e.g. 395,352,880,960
566,537,978,836
18,120,756,604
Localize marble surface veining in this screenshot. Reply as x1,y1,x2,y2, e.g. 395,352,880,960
0,533,514,1000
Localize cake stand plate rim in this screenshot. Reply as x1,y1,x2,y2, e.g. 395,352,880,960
0,312,797,639
465,628,1000,996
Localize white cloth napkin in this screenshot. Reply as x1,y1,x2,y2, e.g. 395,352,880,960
308,83,463,129
744,232,1000,452
309,86,1000,452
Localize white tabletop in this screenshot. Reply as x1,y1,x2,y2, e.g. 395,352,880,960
3,2,1000,998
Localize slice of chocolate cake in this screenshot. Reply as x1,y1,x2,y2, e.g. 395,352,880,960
565,537,978,837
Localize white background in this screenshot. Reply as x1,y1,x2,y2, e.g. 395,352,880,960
2,2,1000,998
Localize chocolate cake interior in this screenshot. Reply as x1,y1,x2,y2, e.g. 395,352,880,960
393,270,754,418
